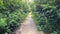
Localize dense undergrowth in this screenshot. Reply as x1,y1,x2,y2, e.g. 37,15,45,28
0,0,29,34
0,0,60,34
32,0,60,34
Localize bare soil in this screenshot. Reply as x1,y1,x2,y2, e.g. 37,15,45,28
14,13,44,34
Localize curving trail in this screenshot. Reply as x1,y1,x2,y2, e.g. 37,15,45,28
14,13,44,34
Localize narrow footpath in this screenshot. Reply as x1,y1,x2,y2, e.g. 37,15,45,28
14,13,44,34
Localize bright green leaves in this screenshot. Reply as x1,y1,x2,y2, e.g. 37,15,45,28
41,4,56,9
0,0,4,6
0,18,6,27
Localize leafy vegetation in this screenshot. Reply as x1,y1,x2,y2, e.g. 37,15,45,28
0,0,29,34
0,0,60,34
32,0,60,34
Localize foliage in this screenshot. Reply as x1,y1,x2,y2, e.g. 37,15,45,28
0,0,29,34
32,0,60,34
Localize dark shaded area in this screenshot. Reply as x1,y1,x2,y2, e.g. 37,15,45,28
32,0,60,34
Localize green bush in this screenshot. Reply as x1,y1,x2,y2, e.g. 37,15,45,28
0,0,29,34
32,0,60,34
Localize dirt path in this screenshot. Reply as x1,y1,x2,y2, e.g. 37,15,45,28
14,13,44,34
